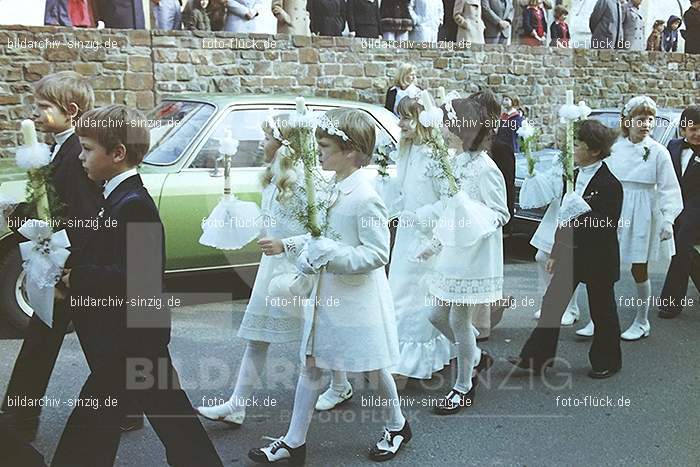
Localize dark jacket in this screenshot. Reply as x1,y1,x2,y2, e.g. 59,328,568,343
70,174,170,363
347,0,382,38
662,15,682,52
550,162,623,285
683,7,700,54
550,20,570,47
308,0,346,36
522,6,545,36
491,141,516,231
9,133,102,267
380,0,413,33
495,111,523,153
669,138,700,208
94,0,146,29
183,1,212,30
439,0,457,41
44,0,72,26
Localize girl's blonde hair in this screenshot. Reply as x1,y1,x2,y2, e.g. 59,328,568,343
314,108,376,168
393,63,417,88
397,97,432,148
261,114,297,201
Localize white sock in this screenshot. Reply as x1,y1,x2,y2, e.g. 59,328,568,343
229,340,269,411
330,371,350,394
283,364,323,448
634,280,651,325
372,369,405,431
565,284,582,315
429,302,455,343
450,304,480,394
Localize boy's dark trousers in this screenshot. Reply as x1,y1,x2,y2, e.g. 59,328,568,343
50,349,222,467
659,208,700,313
519,259,622,372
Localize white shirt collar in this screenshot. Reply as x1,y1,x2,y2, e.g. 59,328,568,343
681,140,694,176
336,168,365,194
103,168,138,199
51,127,75,161
575,160,602,195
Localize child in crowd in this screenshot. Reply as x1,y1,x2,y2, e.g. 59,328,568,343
662,15,683,51
646,19,665,51
550,4,570,48
249,108,410,464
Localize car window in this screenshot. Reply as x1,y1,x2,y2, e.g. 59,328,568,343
189,109,269,169
143,101,216,165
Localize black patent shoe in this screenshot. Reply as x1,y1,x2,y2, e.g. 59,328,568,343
588,367,620,379
120,414,145,432
248,438,306,465
433,387,475,415
368,420,412,462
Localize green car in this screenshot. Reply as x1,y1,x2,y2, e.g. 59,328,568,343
0,94,400,330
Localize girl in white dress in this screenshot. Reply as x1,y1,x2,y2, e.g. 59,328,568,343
196,114,308,426
419,95,510,414
249,109,410,464
520,159,584,327
576,96,683,341
389,95,455,378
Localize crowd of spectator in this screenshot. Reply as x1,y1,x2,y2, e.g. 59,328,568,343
34,1,700,54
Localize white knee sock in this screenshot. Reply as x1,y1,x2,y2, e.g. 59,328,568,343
429,303,455,343
229,340,269,410
329,370,350,393
635,280,651,325
535,250,550,309
372,369,405,431
450,304,480,394
284,364,323,448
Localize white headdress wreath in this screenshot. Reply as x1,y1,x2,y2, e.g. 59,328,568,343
315,115,350,142
622,96,657,118
265,116,290,146
443,90,461,122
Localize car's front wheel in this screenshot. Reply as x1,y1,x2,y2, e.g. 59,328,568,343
0,248,34,331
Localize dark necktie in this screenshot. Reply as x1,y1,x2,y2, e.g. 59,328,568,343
681,140,700,154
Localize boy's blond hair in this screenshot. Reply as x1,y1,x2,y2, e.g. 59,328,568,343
34,71,95,118
315,108,376,167
75,105,151,167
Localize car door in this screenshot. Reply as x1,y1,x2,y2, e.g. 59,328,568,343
157,106,273,271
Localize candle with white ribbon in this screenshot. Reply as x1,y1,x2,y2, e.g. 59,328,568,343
21,119,39,146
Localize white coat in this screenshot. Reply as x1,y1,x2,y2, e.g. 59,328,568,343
409,0,444,42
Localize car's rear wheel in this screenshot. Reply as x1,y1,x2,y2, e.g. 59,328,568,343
0,248,33,331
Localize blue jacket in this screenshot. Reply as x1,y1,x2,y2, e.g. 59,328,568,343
662,15,682,52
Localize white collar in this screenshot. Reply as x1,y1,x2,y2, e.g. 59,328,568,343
103,168,138,199
336,168,364,194
625,135,653,147
579,160,602,174
54,127,74,147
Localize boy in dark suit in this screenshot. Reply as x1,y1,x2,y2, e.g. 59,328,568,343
509,120,623,379
1,71,103,440
50,105,223,467
659,105,700,318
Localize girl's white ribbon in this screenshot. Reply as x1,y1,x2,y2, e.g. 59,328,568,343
17,220,71,327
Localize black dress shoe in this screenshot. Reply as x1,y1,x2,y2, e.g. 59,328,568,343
588,367,620,379
120,414,145,432
507,356,551,375
658,308,681,319
368,420,412,461
249,438,306,465
0,412,39,441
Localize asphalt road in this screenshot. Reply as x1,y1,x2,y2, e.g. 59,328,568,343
1,238,699,466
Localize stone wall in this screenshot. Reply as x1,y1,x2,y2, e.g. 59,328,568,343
0,24,699,159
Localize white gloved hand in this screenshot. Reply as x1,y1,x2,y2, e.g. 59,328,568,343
296,249,317,275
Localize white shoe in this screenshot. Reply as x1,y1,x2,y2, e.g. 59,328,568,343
315,385,353,411
575,321,595,337
196,401,245,426
534,309,541,319
621,321,650,341
561,309,579,326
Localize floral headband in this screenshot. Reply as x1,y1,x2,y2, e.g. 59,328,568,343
265,116,290,146
315,114,350,142
622,96,657,118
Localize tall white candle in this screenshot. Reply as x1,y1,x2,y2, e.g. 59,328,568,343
437,86,446,104
565,90,574,106
21,119,38,146
295,96,306,115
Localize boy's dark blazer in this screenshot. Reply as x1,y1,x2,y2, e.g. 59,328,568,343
69,174,170,363
669,137,700,209
550,161,623,285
